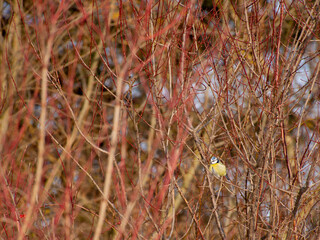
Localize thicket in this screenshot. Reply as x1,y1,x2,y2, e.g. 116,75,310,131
1,0,320,239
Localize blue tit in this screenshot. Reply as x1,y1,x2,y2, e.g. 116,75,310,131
209,156,230,180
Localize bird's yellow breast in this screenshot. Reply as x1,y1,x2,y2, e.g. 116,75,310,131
210,163,226,177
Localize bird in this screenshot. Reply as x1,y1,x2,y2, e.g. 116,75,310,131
209,156,230,180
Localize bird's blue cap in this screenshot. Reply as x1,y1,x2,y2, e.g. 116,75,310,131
210,156,219,164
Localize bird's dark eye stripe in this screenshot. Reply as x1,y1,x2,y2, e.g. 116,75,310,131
210,156,219,164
